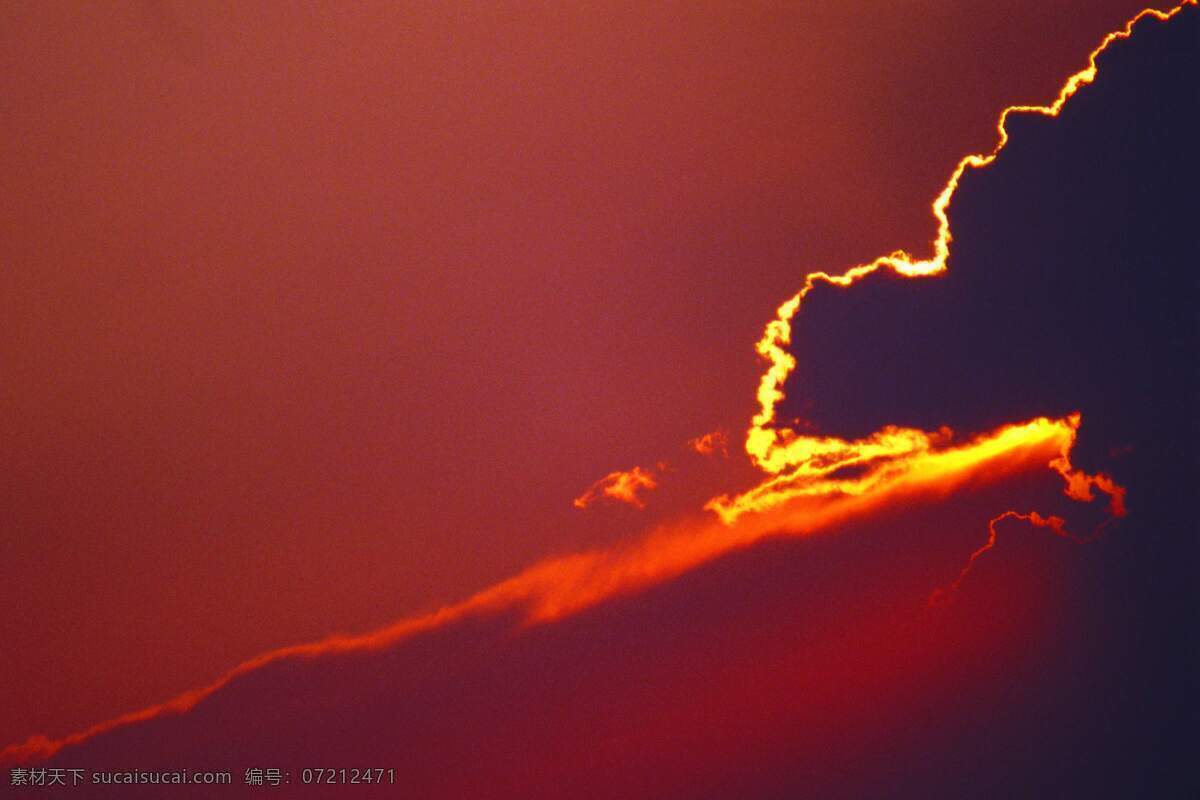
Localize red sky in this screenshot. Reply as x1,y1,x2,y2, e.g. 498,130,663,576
0,0,1169,751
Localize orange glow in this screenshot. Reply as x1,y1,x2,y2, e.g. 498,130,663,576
573,465,659,509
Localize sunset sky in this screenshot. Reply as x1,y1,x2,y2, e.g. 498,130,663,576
2,2,1196,796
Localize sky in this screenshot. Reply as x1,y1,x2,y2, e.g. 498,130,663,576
2,2,1196,796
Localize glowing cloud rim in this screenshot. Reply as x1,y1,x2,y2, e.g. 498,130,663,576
709,2,1191,522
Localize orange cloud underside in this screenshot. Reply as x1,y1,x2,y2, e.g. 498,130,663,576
1,409,1080,766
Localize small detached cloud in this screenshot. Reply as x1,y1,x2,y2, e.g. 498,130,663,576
688,430,729,457
573,466,659,510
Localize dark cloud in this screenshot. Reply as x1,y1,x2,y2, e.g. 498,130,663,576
787,7,1197,490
